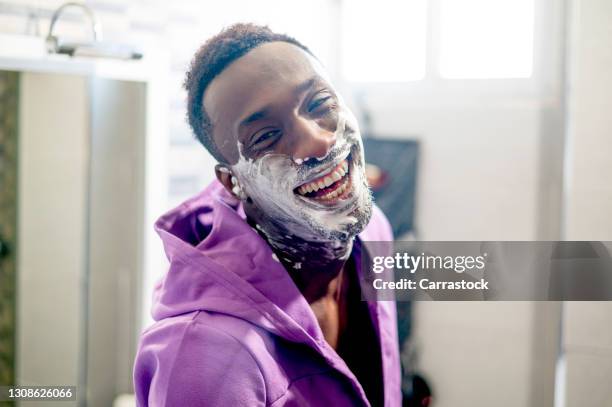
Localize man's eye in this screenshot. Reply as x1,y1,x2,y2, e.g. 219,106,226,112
309,96,334,112
251,129,281,150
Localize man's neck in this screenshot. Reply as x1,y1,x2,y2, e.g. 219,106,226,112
279,237,353,303
247,216,354,303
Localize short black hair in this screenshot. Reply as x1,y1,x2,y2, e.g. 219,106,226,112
184,23,312,163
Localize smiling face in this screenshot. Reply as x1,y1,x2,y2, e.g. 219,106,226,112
205,42,372,244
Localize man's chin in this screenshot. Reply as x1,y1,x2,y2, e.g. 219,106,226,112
308,198,373,242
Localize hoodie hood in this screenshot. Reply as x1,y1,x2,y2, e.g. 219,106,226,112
152,179,388,347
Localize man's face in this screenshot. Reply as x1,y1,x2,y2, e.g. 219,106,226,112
205,42,372,243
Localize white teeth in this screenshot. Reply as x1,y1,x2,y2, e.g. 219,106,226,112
296,158,351,196
315,176,351,201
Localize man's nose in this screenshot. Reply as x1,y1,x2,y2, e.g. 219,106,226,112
289,117,336,160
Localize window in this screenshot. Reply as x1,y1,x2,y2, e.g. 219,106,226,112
439,0,534,79
341,0,535,81
341,0,428,82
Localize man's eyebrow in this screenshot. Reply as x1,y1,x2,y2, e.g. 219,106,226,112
239,108,270,128
294,76,319,96
238,76,321,129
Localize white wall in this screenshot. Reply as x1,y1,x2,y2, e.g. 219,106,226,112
558,0,612,405
414,302,560,407
563,0,612,241
356,98,542,240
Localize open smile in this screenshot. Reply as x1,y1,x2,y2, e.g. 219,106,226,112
294,153,354,205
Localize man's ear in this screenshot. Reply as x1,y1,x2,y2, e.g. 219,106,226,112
215,164,234,195
215,164,248,200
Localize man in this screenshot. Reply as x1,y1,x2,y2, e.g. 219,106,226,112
133,23,401,406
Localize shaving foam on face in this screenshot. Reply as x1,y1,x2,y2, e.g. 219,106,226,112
230,104,373,254
230,175,248,200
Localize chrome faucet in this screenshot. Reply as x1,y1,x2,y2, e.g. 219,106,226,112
45,2,142,60
46,2,103,53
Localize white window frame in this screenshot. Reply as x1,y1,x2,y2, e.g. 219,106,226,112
338,0,565,106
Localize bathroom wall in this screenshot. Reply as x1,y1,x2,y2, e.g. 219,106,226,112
559,0,612,405
380,100,562,406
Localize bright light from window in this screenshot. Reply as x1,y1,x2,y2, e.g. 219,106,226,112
439,0,534,79
342,0,427,82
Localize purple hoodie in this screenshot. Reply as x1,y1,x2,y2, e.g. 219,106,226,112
133,180,401,406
